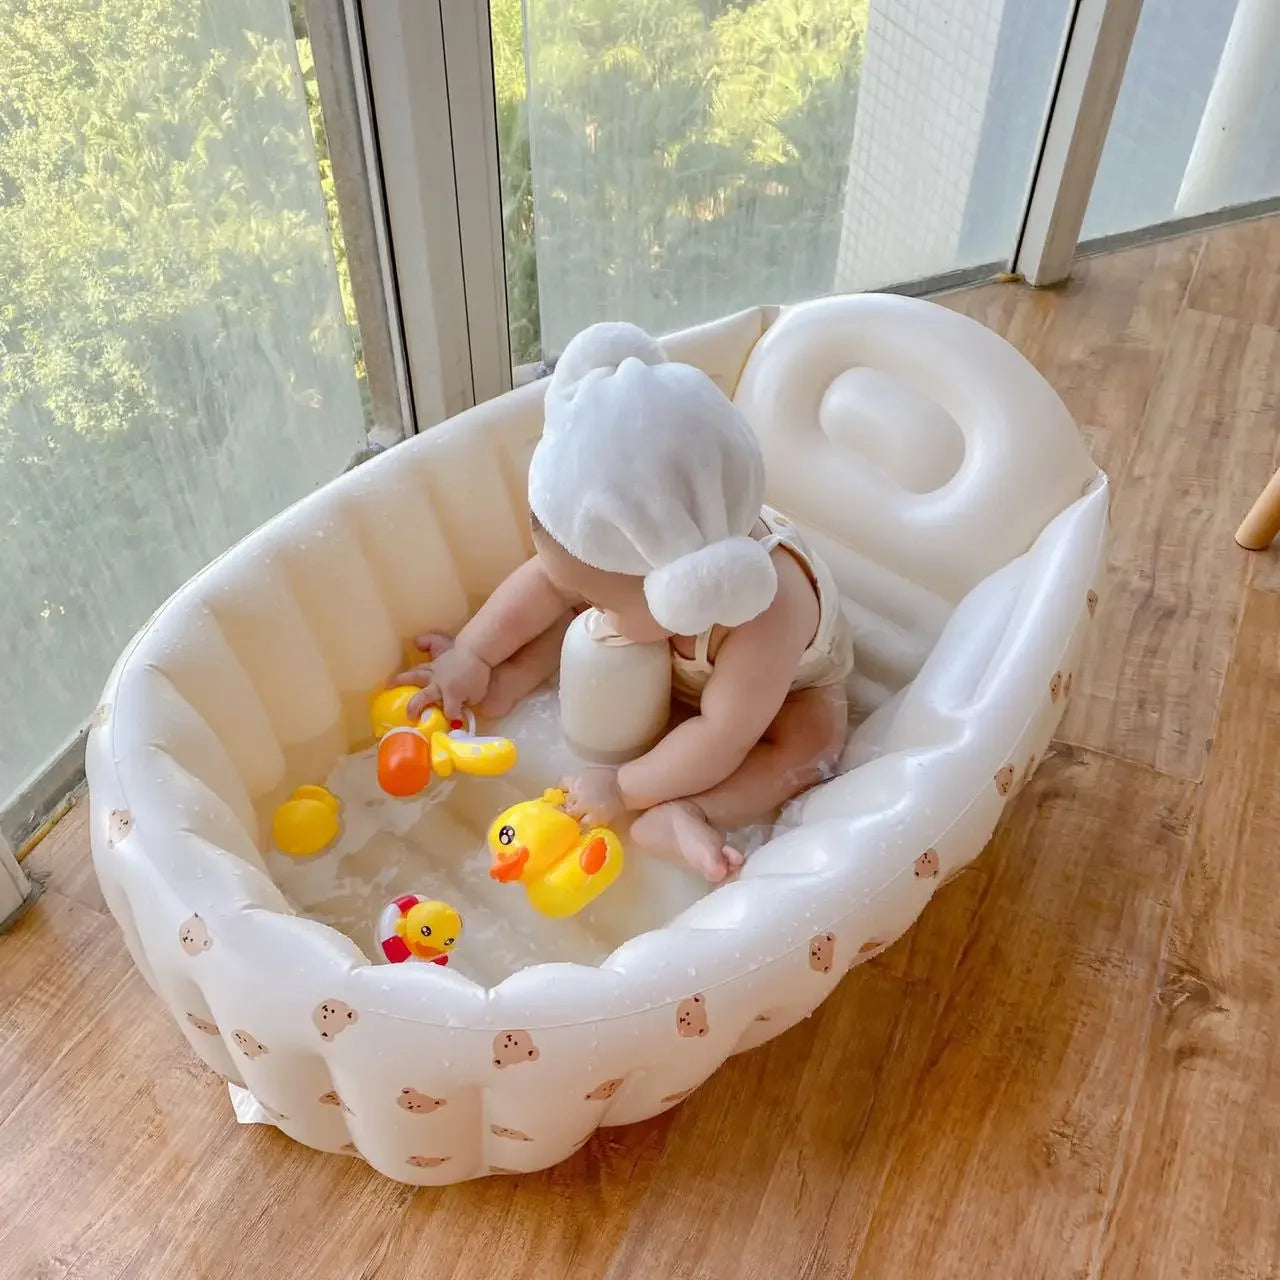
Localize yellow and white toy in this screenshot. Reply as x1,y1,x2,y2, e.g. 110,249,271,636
271,785,342,857
376,894,463,965
487,788,624,918
369,684,422,738
371,688,517,798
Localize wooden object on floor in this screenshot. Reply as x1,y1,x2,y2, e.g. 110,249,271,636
1236,465,1280,550
7,213,1280,1279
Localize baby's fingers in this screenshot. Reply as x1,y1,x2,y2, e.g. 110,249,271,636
406,684,440,719
393,664,433,687
413,631,455,660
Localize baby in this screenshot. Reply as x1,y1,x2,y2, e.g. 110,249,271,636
396,323,853,881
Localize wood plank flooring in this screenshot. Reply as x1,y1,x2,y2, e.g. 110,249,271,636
6,213,1280,1279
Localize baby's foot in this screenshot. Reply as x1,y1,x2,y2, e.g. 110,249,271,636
632,800,744,883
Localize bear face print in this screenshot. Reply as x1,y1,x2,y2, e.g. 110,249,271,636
398,1088,446,1114
675,994,708,1038
318,1090,350,1111
407,1155,451,1168
994,765,1015,797
492,1030,540,1068
490,1124,533,1142
1087,589,1098,617
90,702,111,729
107,810,133,846
339,1141,359,1155
1063,671,1073,700
232,1030,269,1059
914,848,940,879
1049,671,1062,702
313,1000,359,1041
178,914,212,956
584,1078,623,1102
753,1013,771,1022
808,932,835,973
185,1013,219,1035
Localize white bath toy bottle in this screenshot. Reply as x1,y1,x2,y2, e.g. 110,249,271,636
559,609,671,763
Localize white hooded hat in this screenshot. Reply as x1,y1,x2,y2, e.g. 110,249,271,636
528,322,776,636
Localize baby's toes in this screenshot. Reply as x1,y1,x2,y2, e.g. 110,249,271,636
722,845,745,872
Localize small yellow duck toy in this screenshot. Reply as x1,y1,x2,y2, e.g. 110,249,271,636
370,687,517,798
377,894,463,965
271,785,342,856
487,788,624,918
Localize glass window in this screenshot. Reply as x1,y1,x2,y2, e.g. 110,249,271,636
1084,0,1280,240
492,0,1075,362
0,0,370,807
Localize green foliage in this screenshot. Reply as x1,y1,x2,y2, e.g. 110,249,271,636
0,0,350,443
492,0,542,365
0,0,362,794
490,0,868,359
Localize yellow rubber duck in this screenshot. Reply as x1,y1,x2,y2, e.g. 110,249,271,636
377,895,463,965
271,785,342,856
369,685,421,738
487,788,624,918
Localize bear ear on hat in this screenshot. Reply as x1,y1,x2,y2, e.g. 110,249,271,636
548,322,666,400
644,536,778,636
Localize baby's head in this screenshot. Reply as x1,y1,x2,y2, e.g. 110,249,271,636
530,510,664,641
528,322,777,641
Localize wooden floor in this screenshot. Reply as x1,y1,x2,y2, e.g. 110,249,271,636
5,214,1280,1280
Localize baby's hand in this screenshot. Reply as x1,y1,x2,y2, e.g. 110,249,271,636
561,767,625,827
394,632,490,720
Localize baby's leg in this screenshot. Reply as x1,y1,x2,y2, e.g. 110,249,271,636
630,683,847,881
478,609,575,718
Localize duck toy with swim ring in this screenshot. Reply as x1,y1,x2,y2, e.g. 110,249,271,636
377,894,463,965
487,788,624,918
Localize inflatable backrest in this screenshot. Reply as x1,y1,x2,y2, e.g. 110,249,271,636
733,294,1099,707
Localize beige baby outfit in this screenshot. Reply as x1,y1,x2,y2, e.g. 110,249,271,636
670,506,854,704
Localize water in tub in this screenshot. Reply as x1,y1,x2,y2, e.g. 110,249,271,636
263,686,752,988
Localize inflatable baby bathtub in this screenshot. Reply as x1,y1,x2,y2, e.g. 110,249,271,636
87,294,1107,1184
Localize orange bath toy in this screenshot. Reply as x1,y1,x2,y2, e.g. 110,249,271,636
372,691,517,798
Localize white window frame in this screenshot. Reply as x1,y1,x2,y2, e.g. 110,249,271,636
352,0,512,430
0,829,38,930
1013,0,1145,286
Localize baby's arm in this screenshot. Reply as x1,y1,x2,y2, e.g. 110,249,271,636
616,584,816,810
398,556,578,717
452,555,575,666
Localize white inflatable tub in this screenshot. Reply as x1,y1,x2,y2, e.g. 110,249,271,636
88,294,1107,1184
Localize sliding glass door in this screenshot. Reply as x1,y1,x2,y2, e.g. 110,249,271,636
493,0,1076,363
1085,0,1280,240
0,0,372,828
